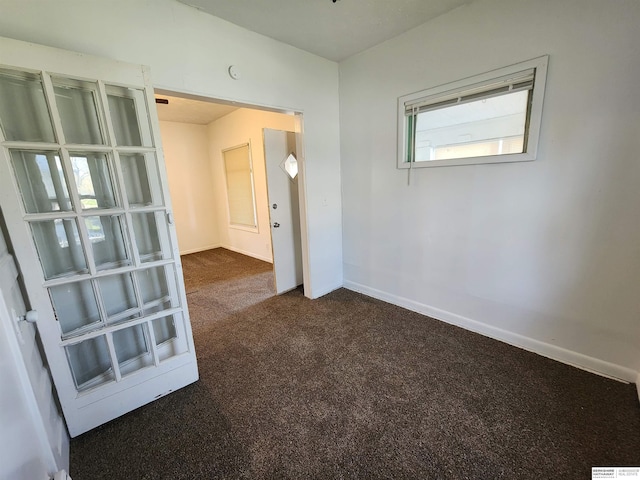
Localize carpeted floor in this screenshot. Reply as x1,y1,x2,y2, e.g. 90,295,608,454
70,248,640,479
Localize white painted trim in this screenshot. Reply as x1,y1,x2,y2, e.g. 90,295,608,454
344,280,637,383
309,282,343,300
179,244,222,256
0,251,18,295
293,114,313,300
221,244,273,264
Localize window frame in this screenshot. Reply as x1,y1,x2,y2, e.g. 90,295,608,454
397,55,549,169
222,142,259,232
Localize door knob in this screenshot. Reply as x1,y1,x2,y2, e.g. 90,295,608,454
24,310,38,323
273,222,280,228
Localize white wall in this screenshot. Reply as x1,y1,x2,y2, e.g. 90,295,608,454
160,121,220,255
339,0,640,379
0,0,343,299
208,108,296,263
159,108,295,262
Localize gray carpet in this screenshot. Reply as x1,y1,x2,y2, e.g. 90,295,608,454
70,248,640,479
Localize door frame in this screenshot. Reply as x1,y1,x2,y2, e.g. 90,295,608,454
154,88,312,298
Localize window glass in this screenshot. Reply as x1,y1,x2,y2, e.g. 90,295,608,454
50,280,101,335
153,313,188,362
0,69,55,142
152,316,177,345
98,273,138,323
30,219,88,279
414,90,528,162
66,336,114,390
138,265,171,314
11,150,72,213
106,85,153,147
52,77,104,145
70,153,117,209
131,211,166,263
223,144,257,228
280,153,298,179
113,324,154,376
85,215,130,271
119,153,163,207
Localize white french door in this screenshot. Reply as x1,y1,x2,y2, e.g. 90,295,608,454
0,37,198,437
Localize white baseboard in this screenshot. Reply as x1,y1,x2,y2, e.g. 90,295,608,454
221,244,273,264
344,280,638,384
309,282,343,300
179,244,222,256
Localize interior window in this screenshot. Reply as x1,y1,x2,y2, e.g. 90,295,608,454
223,143,258,229
398,56,548,168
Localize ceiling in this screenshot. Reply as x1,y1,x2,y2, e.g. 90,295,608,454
155,94,239,124
177,0,473,62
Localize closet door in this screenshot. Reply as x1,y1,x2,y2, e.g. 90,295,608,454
0,37,198,437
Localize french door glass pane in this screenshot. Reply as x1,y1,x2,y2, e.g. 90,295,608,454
70,153,117,209
106,85,153,147
0,69,55,142
152,316,177,345
119,153,163,207
132,212,164,263
138,266,171,314
10,150,72,213
52,77,104,145
66,335,114,390
0,54,196,431
85,215,131,270
113,324,153,376
50,280,100,336
98,273,138,323
155,314,188,362
31,219,88,279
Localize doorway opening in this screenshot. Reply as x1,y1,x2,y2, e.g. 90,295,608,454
153,90,308,315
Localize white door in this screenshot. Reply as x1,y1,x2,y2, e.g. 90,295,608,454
0,292,54,479
0,37,198,437
0,228,67,478
264,129,303,294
